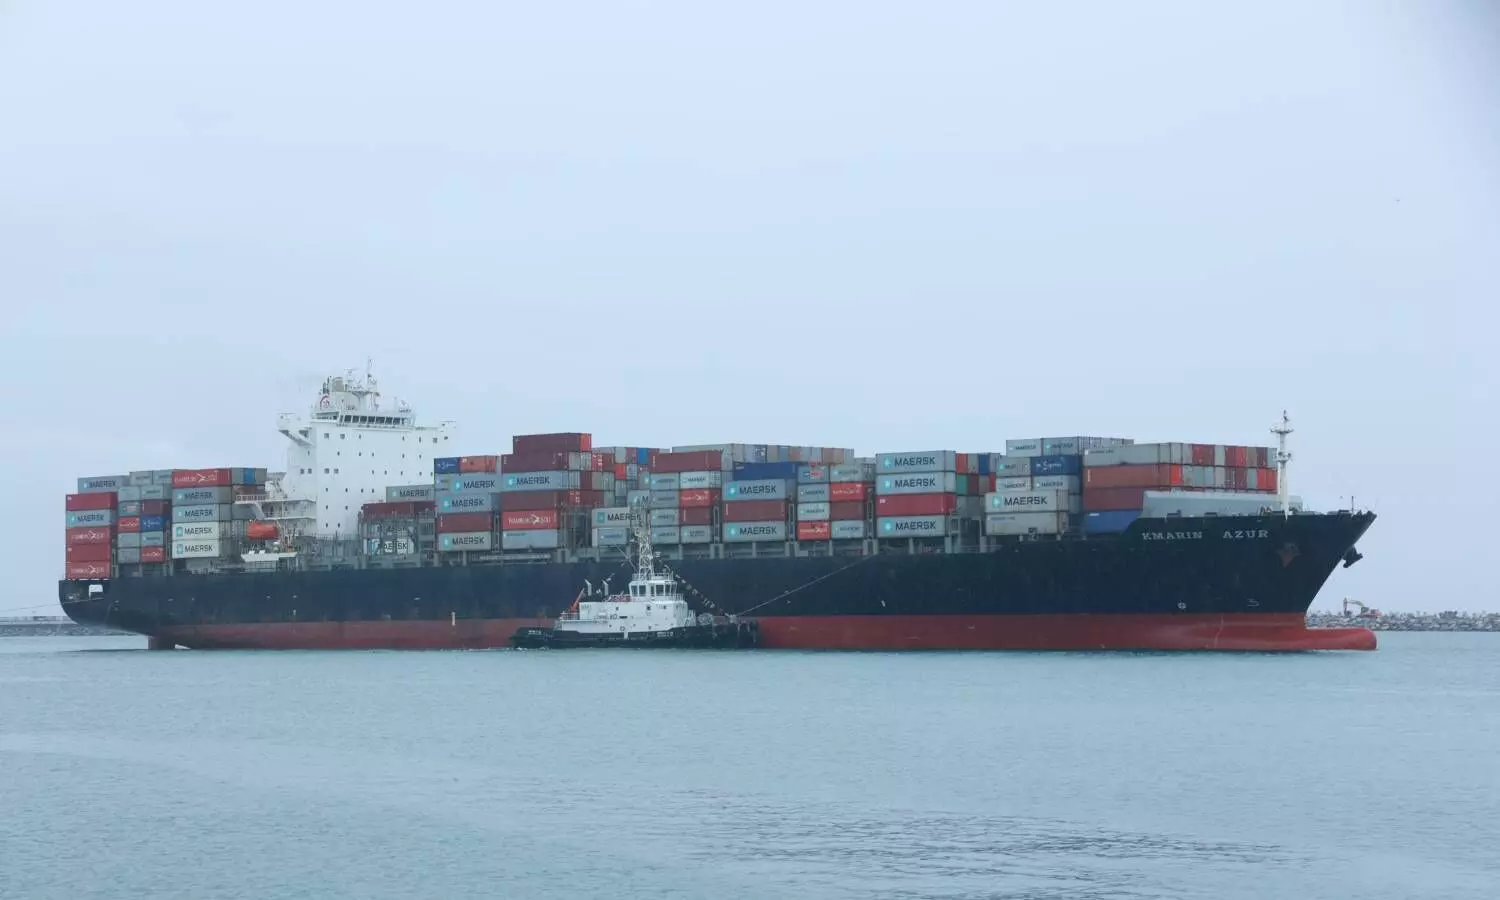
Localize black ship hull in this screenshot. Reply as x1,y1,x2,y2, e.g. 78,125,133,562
59,513,1377,651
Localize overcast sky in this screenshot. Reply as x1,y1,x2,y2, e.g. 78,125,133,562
2,1,1496,616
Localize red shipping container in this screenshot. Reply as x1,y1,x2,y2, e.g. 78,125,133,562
66,526,113,546
172,468,232,488
1082,487,1150,511
66,543,112,563
722,499,788,522
875,493,955,517
1229,467,1246,490
828,482,868,502
1260,468,1278,493
829,501,865,521
1191,444,1214,466
140,546,166,564
678,489,719,508
117,516,141,533
65,492,116,511
437,512,494,533
460,455,500,474
501,451,572,471
592,453,609,472
1084,464,1181,489
502,509,559,531
140,499,168,516
679,506,714,526
955,453,970,474
512,433,591,454
614,463,627,480
246,521,279,540
65,561,111,579
502,490,558,511
653,450,726,474
1226,446,1245,468
797,521,831,541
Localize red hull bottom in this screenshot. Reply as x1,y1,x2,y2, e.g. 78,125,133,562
156,614,1375,652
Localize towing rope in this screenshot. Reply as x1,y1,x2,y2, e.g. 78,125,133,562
732,553,878,617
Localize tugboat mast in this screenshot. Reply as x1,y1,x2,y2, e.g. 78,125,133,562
630,495,657,578
1271,410,1294,519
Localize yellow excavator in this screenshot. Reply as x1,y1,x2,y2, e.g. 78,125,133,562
1342,598,1381,618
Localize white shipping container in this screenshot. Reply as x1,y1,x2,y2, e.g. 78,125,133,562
593,507,633,527
172,521,225,541
677,471,722,489
679,524,715,544
501,529,562,551
1003,439,1043,457
503,471,578,492
829,464,869,483
985,490,1066,513
440,531,495,552
796,483,831,503
877,471,957,495
797,502,831,522
985,511,1068,536
723,521,788,542
649,473,681,490
1039,437,1080,455
1141,491,1301,518
649,508,680,527
877,451,956,474
724,479,790,501
172,538,223,559
994,476,1032,492
172,503,230,523
877,515,954,538
651,526,681,544
830,520,867,540
1031,474,1080,492
593,526,629,547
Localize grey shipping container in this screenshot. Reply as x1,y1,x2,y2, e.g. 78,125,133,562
829,463,870,483
797,502,831,521
593,526,629,547
593,507,633,527
138,485,171,501
994,476,1032,492
117,486,142,503
117,547,142,564
174,486,233,505
651,526,681,545
172,521,225,541
679,524,715,544
877,471,957,495
876,451,956,474
151,470,175,486
140,531,165,547
985,511,1068,536
723,521,787,543
128,471,155,487
117,501,142,517
985,491,1066,513
77,475,128,493
877,515,955,538
649,473,681,491
116,532,142,549
649,489,679,507
1030,475,1080,493
649,509,679,527
503,471,578,492
439,531,494,552
437,491,498,514
172,503,231,523
796,465,830,484
991,456,1032,478
1003,439,1044,457
433,474,458,491
627,489,650,507
796,483,831,503
65,510,113,528
386,484,436,502
453,474,506,493
723,479,790,502
830,520,867,540
677,471,722,490
501,529,562,551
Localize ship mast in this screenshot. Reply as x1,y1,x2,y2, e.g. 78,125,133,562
1271,410,1293,518
630,496,657,579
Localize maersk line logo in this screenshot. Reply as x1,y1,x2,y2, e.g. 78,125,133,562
882,519,939,533
883,454,937,469
506,474,552,487
888,476,937,490
442,534,488,549
728,524,779,538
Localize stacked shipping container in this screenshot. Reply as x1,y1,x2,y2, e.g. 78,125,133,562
1079,443,1278,533
875,451,969,541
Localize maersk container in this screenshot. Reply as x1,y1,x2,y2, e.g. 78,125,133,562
877,451,956,474
434,457,461,475
733,461,800,481
452,474,506,493
387,484,436,502
172,521,224,541
797,464,830,484
986,491,1066,513
504,471,578,492
993,476,1032,492
877,515,955,538
65,510,113,528
1039,437,1080,456
150,470,174,486
593,507,632,528
174,486,232,505
140,531,165,548
723,521,787,543
117,547,142,565
829,463,869,483
796,483,831,503
172,503,230,523
990,456,1032,478
651,526,681,545
139,485,171,501
1003,439,1043,457
1083,510,1142,533
500,529,561,551
593,526,629,547
117,501,142,517
117,532,141,549
440,531,494,552
680,524,715,544
830,520,867,540
649,488,679,507
129,471,155,487
172,538,223,559
649,508,679,527
77,475,128,493
650,473,681,491
985,511,1068,536
797,502,831,522
724,479,790,502
437,491,498,514
1031,474,1080,493
627,489,650,507
1029,455,1082,477
117,486,142,503
877,471,957,496
677,471,722,490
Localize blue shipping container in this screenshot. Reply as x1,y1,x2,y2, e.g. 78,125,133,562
733,461,800,481
239,468,262,485
139,515,166,532
978,454,991,476
1083,510,1140,534
636,447,650,465
434,457,461,475
1029,455,1081,477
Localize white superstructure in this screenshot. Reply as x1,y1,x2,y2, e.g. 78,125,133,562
555,502,693,636
248,367,456,539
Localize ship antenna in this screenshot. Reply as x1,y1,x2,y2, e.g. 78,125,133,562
1271,409,1293,519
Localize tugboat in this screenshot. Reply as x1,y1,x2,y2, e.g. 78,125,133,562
510,502,759,650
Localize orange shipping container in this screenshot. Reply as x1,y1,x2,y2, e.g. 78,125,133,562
1084,464,1182,489
797,521,832,541
460,455,500,474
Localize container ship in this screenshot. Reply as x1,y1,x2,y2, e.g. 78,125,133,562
58,369,1377,651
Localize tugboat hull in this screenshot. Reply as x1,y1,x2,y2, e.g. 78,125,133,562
511,620,759,649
